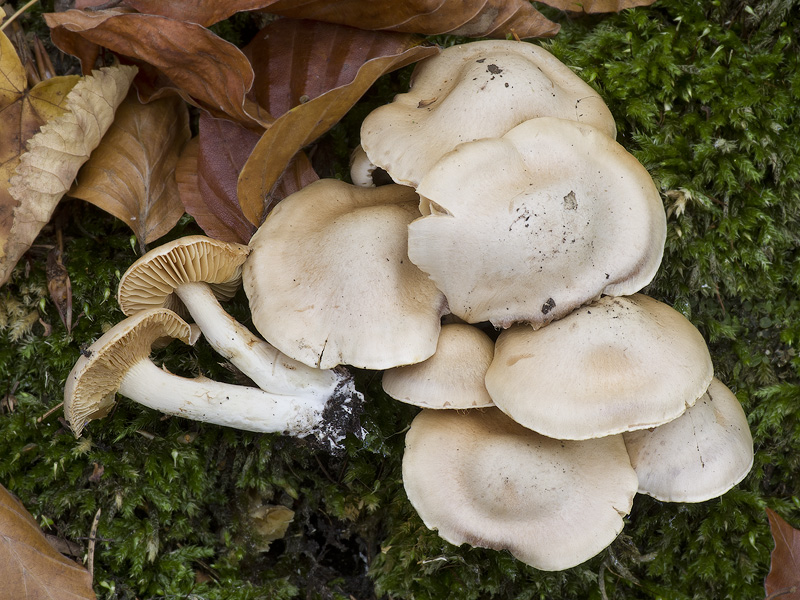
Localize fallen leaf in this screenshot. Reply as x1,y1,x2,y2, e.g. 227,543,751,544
47,245,72,333
121,0,559,38
237,19,437,225
69,92,190,248
765,507,800,599
44,9,259,126
0,483,96,599
1,64,136,286
538,0,657,13
0,30,79,286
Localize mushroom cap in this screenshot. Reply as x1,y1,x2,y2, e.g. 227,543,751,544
382,323,495,409
402,408,638,571
118,235,250,318
64,308,195,437
407,117,666,329
349,145,377,188
243,179,447,370
623,377,754,502
485,294,714,440
361,40,616,187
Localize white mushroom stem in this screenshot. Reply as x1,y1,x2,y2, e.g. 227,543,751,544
174,281,340,396
119,359,329,436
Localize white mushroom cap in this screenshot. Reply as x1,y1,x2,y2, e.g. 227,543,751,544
408,117,666,329
361,40,616,187
382,323,495,409
349,145,378,188
623,377,754,502
485,294,714,440
402,408,638,571
243,179,447,370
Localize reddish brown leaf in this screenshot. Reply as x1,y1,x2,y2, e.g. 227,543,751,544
266,0,559,38
765,507,800,599
538,0,656,13
237,19,437,225
196,113,260,243
120,0,559,38
0,483,96,599
44,9,258,125
68,92,191,248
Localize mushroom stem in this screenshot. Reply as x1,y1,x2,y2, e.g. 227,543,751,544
174,281,340,396
119,359,328,436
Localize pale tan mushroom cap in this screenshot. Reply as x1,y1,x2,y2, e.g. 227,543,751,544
623,377,754,502
118,235,250,318
361,40,616,187
485,294,714,440
382,323,495,409
402,408,638,571
64,308,195,437
408,117,666,329
243,179,447,370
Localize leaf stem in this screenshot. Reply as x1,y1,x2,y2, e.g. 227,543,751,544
0,0,39,33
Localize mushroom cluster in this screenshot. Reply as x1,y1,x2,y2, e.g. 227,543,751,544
350,40,753,570
64,236,364,452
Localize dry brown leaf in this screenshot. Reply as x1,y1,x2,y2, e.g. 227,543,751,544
1,64,137,286
69,92,190,248
237,19,437,225
47,245,73,333
120,0,559,38
44,9,259,126
0,483,96,599
765,507,800,599
538,0,656,13
0,30,79,287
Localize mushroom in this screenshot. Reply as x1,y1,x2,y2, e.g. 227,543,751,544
402,407,638,571
484,294,714,440
118,235,349,400
360,40,617,187
243,179,447,370
382,323,494,409
64,308,362,449
407,117,666,329
623,377,754,502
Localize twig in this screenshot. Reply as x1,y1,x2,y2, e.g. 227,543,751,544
0,0,39,33
37,401,63,423
87,507,102,581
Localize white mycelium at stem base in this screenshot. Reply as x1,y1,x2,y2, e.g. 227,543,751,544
64,309,361,448
118,235,347,399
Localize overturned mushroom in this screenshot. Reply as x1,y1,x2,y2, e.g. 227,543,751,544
64,308,361,450
408,117,666,329
402,408,638,571
361,40,617,187
118,236,351,401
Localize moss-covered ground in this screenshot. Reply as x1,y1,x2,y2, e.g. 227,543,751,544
2,0,800,597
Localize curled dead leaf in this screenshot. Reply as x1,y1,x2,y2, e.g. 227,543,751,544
765,507,800,600
69,92,190,249
237,19,437,225
0,483,96,599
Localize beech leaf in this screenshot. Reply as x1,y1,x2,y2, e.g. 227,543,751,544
69,92,190,248
121,0,559,38
0,483,95,599
765,507,800,600
0,31,79,287
1,63,136,287
537,0,657,14
44,10,259,126
237,19,438,225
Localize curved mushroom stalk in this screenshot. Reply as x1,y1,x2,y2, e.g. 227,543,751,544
64,309,363,452
118,236,351,401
